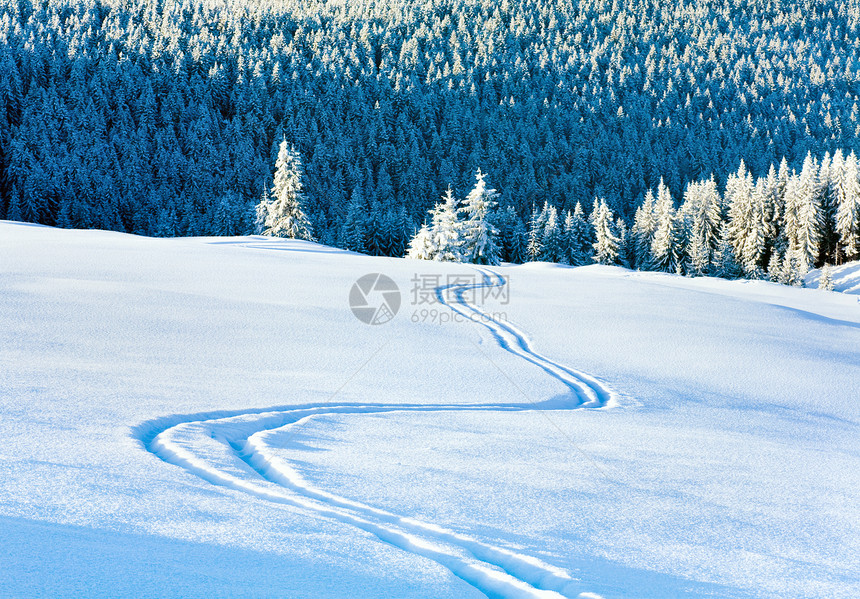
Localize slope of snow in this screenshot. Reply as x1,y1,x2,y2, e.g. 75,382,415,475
806,261,860,294
1,221,858,598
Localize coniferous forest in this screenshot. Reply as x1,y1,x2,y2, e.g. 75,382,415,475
2,0,860,281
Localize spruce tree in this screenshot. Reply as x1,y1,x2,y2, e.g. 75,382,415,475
836,152,860,262
649,180,683,272
526,205,545,261
509,217,528,264
725,160,755,270
681,176,723,274
713,224,744,279
541,204,562,262
631,189,658,269
341,186,367,253
739,180,769,277
406,223,435,260
429,187,465,262
365,201,389,256
688,228,711,276
564,203,592,266
817,153,839,266
561,210,575,265
258,138,314,241
615,217,631,267
819,264,834,291
494,206,519,262
460,169,501,265
592,198,621,265
794,154,823,273
767,251,782,283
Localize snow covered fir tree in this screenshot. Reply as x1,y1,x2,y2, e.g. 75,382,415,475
1,0,860,288
256,138,314,241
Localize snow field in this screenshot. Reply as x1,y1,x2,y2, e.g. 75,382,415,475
1,221,858,598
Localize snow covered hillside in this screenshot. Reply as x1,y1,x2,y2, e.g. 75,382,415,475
806,262,860,294
1,221,858,599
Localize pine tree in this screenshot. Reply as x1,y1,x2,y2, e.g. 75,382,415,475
390,206,412,258
561,210,575,265
526,204,545,261
782,252,805,287
430,187,465,262
688,227,710,276
783,173,803,262
713,224,744,279
155,207,177,238
592,198,621,265
254,188,269,235
794,153,823,273
649,180,683,272
460,169,501,265
564,202,592,266
509,217,528,264
835,152,860,262
365,201,389,256
819,264,834,291
494,205,518,262
725,160,756,271
211,190,242,236
817,152,839,266
541,203,562,262
739,179,769,277
406,223,435,260
760,164,782,267
258,138,314,241
341,186,367,253
406,187,464,262
767,251,782,283
681,176,723,275
615,217,631,267
631,189,658,269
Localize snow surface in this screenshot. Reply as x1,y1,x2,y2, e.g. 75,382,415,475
806,261,860,294
1,220,858,598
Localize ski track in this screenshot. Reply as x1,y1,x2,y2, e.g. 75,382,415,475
135,268,619,599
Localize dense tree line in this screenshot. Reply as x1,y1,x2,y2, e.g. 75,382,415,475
461,150,858,285
1,0,860,256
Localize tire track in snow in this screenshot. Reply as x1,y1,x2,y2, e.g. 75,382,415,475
136,269,617,599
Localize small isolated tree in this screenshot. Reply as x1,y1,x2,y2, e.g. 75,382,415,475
257,138,314,240
460,169,501,265
819,264,834,291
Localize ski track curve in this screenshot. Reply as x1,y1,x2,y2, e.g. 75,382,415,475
135,268,619,599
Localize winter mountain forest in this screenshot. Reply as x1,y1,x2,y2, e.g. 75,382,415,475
3,1,860,597
2,0,860,283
